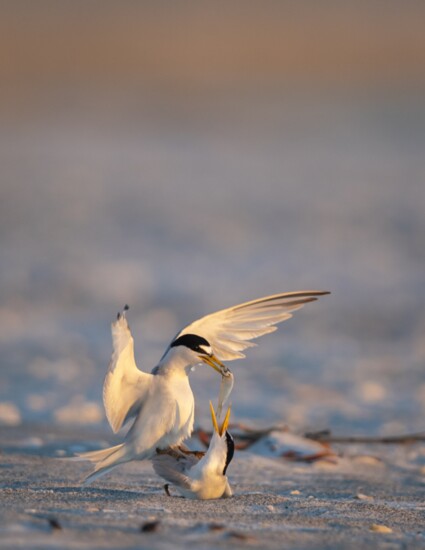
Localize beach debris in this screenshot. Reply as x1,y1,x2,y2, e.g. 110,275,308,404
306,430,425,445
352,455,384,466
370,524,393,533
24,513,63,532
140,520,161,533
48,517,62,531
207,523,225,531
227,530,256,542
225,422,290,449
195,424,336,462
355,493,374,501
189,522,226,534
290,490,301,495
248,430,337,462
194,423,424,464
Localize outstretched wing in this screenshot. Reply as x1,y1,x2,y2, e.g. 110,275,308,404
177,291,329,361
103,308,152,433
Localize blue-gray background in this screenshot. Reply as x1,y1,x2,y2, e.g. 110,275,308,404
1,3,424,436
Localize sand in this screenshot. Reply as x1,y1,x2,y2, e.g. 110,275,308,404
0,424,424,549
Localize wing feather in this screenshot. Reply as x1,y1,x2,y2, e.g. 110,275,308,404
177,291,329,361
152,454,196,490
103,310,152,433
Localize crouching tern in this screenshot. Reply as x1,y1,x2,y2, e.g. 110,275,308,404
153,402,234,499
77,291,329,484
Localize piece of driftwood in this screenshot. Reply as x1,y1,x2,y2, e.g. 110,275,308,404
195,425,425,452
195,423,288,449
195,424,336,461
305,430,425,444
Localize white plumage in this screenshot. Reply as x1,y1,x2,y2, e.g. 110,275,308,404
152,403,234,499
178,291,328,360
77,291,329,484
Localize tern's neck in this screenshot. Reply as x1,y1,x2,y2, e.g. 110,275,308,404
155,348,193,377
198,434,227,474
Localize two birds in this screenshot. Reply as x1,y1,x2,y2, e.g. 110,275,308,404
153,402,234,499
77,291,329,498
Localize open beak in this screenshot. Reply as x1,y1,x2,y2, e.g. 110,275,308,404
199,353,228,375
220,405,231,435
209,401,220,434
209,401,231,436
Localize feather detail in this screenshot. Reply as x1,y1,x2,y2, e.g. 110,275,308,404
177,291,329,361
103,310,152,433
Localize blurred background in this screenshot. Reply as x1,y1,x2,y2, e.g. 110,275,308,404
1,1,424,436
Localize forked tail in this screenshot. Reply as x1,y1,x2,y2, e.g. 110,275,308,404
76,443,127,485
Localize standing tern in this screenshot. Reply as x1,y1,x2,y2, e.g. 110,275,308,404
77,291,329,483
153,402,234,499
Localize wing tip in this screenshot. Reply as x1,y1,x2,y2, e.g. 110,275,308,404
116,304,130,321
286,290,330,297
299,291,330,303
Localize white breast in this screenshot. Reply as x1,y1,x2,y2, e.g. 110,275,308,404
169,375,195,443
147,373,195,450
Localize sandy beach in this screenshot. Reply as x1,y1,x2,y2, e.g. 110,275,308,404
0,423,424,549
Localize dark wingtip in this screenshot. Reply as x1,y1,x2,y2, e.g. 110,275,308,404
311,291,330,301
116,305,129,320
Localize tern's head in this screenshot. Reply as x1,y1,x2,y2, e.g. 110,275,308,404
170,333,229,376
209,402,235,475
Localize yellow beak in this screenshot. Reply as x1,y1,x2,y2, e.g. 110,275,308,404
209,401,231,436
209,401,220,434
199,353,229,375
220,405,231,435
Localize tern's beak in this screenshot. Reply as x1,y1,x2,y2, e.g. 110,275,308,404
209,401,231,436
220,405,231,435
209,401,220,434
199,353,228,375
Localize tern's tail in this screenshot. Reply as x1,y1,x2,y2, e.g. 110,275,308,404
76,443,128,485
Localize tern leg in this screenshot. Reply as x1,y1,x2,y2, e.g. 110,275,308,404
164,484,171,497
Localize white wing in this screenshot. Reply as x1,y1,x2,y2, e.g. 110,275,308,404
152,453,198,491
103,309,152,433
177,291,329,361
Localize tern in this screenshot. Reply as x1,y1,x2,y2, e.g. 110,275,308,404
153,402,234,499
77,291,329,483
